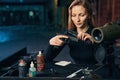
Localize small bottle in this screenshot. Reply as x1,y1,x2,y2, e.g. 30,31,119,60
18,59,27,77
36,51,45,71
28,61,36,77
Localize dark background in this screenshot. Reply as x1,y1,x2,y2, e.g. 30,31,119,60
0,0,120,79
0,0,120,67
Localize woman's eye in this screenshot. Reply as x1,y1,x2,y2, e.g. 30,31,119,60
81,14,85,17
72,14,76,17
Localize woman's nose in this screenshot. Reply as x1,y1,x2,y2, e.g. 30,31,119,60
76,16,80,22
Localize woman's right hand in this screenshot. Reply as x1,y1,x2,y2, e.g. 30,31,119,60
49,35,68,46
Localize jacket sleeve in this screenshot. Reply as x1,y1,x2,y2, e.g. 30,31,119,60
44,44,65,62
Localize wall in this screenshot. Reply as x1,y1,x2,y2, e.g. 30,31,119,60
97,0,120,26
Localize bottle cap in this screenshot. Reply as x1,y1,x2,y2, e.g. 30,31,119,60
38,51,42,56
19,59,26,66
30,61,34,67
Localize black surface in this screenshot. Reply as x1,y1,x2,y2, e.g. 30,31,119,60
0,60,120,80
0,47,27,67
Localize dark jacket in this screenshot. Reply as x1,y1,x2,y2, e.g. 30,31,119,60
44,26,99,65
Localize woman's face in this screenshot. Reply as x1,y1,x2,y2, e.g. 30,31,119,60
71,5,88,28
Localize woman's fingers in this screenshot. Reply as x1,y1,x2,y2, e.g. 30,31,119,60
77,32,94,43
49,35,68,46
77,32,86,40
84,36,94,44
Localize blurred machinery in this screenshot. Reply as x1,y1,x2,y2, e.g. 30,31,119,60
91,22,120,44
0,0,45,26
91,22,120,76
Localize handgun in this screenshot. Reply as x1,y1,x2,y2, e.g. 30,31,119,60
59,30,92,44
57,30,78,44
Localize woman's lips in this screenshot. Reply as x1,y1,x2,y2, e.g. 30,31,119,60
76,23,81,25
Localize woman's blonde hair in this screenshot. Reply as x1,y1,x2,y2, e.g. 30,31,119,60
68,0,95,30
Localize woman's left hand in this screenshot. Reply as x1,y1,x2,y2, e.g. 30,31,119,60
77,32,94,43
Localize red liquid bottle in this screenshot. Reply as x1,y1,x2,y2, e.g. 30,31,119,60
36,51,45,71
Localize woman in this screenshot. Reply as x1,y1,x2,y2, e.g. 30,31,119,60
45,0,98,65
